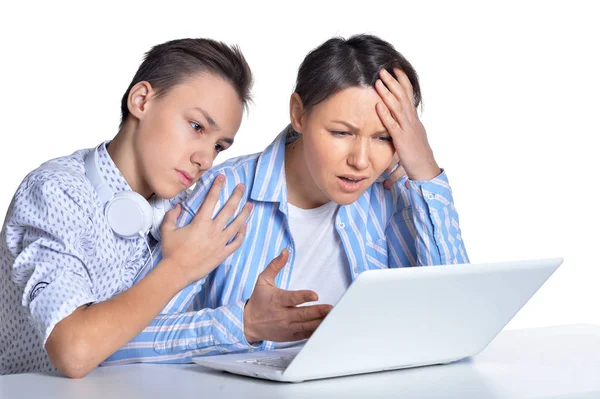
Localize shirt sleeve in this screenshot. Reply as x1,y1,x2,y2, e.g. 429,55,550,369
102,300,266,365
6,178,96,345
105,170,263,365
386,169,470,267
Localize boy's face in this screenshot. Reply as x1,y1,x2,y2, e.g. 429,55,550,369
135,72,244,199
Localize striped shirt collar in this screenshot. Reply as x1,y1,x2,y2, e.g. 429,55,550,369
250,126,290,206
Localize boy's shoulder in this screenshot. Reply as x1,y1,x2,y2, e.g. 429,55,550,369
15,148,95,207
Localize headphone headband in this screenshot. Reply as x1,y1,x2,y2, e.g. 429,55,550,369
84,144,171,240
84,145,115,203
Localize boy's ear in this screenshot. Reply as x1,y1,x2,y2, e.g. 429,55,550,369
127,81,154,121
289,93,306,133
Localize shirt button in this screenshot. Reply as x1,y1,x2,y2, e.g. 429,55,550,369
353,267,359,274
338,222,346,229
427,193,435,200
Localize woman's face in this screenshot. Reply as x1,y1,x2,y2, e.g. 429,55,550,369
292,86,396,205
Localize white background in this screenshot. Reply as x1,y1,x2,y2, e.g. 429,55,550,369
1,1,598,330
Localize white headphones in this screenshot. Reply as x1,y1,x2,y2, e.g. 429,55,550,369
84,145,172,240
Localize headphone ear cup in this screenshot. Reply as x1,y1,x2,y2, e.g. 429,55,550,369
149,197,174,241
105,192,153,239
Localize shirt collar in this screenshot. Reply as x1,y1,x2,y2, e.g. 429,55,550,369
250,126,290,204
96,141,133,195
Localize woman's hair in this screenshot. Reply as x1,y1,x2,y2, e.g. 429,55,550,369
119,38,253,127
294,34,421,112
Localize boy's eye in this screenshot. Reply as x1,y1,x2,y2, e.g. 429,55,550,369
190,122,204,132
215,143,225,153
378,136,393,142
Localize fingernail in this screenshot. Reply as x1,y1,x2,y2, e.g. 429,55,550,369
217,175,225,182
238,184,246,192
246,202,253,210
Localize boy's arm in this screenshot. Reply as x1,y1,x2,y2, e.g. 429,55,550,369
104,171,266,364
106,166,331,363
9,175,249,378
45,255,192,376
102,300,264,365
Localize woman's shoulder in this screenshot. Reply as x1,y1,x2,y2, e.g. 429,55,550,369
201,151,263,185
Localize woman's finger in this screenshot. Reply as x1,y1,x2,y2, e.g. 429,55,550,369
375,102,402,140
393,68,415,108
379,69,411,110
375,80,412,130
375,79,403,121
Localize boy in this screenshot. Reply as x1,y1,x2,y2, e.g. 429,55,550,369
0,38,253,377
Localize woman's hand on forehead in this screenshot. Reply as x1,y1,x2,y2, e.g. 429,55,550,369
374,68,441,182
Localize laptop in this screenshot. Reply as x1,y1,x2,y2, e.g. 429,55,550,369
192,257,563,382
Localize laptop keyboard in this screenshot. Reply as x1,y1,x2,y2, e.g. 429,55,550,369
237,355,296,370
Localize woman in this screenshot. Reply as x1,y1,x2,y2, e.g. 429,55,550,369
105,34,469,365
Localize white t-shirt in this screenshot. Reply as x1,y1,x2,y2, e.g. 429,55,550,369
286,201,352,306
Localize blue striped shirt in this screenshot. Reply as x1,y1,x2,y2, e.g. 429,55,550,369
103,126,469,365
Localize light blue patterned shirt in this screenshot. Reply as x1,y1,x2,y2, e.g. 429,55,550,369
104,126,469,365
0,143,185,374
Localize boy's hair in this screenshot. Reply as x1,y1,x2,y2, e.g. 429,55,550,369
120,38,253,126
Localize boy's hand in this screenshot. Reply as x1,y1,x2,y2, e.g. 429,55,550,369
160,175,252,287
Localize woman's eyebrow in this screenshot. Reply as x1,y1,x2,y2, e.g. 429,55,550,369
332,120,388,135
331,120,358,130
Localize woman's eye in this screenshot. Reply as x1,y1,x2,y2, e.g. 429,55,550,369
331,131,350,136
378,136,393,142
190,122,204,132
215,143,224,153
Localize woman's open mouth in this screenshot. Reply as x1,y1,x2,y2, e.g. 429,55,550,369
337,175,367,193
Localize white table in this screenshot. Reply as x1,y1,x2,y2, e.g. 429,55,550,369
2,324,599,398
